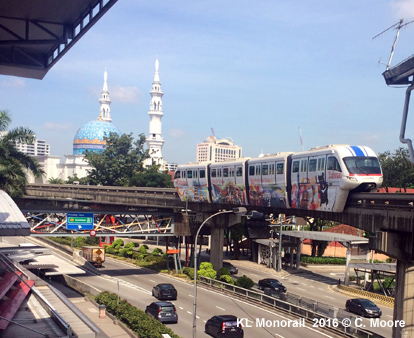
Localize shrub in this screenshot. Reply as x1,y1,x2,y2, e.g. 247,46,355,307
137,246,148,254
133,242,140,247
111,239,124,248
183,267,195,280
142,244,149,249
218,267,230,277
300,255,346,265
131,252,140,260
74,237,86,248
235,276,254,289
198,268,217,279
199,262,214,270
219,275,234,285
105,246,116,255
144,255,164,263
152,248,163,255
124,242,135,257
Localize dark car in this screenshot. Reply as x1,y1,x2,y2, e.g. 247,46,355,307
145,301,178,323
258,278,287,292
152,283,177,300
223,261,238,274
205,315,244,338
345,298,382,318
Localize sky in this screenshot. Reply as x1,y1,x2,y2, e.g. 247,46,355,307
2,0,414,165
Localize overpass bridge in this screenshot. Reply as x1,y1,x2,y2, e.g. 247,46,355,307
17,183,414,338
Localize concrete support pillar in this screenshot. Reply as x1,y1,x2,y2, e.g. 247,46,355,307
295,239,301,270
290,249,294,269
393,260,414,338
210,227,224,271
344,247,351,286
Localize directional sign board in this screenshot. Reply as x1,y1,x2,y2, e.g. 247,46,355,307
67,212,94,230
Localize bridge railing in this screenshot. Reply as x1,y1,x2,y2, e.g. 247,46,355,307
25,184,181,207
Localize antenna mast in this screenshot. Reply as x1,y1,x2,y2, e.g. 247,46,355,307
373,19,414,70
298,127,304,151
211,128,215,137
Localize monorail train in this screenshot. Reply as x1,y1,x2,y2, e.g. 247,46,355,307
173,145,383,213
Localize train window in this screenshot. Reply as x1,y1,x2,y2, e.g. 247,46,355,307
292,161,300,173
229,168,234,177
277,163,284,174
249,166,255,176
223,168,229,177
193,170,198,179
270,164,275,175
256,165,261,176
182,171,186,178
211,169,216,177
327,156,341,171
217,169,222,177
300,159,307,172
200,169,206,178
262,164,269,175
317,158,325,171
187,170,192,179
236,166,243,176
309,159,317,172
174,171,180,179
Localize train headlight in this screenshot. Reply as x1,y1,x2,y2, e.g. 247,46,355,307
379,177,383,182
347,176,358,182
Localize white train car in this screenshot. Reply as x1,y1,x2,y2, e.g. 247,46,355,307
247,153,292,208
209,158,250,205
287,145,382,212
173,162,211,202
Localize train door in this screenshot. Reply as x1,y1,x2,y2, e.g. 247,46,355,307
211,166,224,203
248,161,262,206
325,154,343,211
260,161,273,207
197,166,210,202
275,161,287,207
308,156,319,210
235,164,247,205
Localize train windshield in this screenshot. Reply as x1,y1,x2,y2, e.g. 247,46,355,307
343,157,381,175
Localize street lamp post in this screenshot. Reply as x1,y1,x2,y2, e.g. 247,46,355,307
192,207,246,338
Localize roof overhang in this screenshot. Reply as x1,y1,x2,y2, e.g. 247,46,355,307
0,190,30,236
383,54,414,85
0,0,118,79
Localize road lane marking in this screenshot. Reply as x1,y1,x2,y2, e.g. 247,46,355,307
216,306,225,311
296,288,306,292
325,296,335,300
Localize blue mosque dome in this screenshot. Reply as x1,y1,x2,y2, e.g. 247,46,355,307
73,119,121,155
73,69,121,155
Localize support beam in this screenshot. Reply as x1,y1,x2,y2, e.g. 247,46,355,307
393,260,414,338
210,227,224,271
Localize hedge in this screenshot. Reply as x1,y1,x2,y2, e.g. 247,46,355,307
95,291,182,338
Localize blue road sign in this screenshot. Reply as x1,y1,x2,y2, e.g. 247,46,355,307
67,212,94,230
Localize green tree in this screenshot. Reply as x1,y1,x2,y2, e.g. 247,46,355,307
130,165,174,188
378,147,414,191
84,132,148,186
0,111,44,198
48,177,64,184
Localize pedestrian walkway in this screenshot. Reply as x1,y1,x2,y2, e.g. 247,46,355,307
49,280,134,338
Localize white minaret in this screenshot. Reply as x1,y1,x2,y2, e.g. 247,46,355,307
98,68,112,122
145,58,165,167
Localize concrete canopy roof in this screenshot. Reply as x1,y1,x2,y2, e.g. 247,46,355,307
0,0,118,79
0,190,30,236
280,230,369,246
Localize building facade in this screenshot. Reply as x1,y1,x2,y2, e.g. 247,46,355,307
196,135,242,162
13,136,50,156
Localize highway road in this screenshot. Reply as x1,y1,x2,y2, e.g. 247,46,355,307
4,237,392,338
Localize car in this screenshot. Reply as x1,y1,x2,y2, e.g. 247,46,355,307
205,315,244,338
152,283,177,300
258,278,287,292
223,261,238,274
345,298,382,318
145,301,178,323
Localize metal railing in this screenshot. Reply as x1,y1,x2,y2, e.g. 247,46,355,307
199,276,384,338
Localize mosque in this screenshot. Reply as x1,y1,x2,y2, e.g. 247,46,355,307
28,59,175,184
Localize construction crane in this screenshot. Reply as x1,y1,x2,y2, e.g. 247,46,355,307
373,18,414,70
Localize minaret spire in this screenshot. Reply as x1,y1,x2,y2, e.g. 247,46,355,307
145,58,165,168
99,68,112,122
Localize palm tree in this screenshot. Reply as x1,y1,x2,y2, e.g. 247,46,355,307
0,111,44,198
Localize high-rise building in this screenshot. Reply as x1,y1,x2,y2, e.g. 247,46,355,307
196,135,242,162
14,136,50,156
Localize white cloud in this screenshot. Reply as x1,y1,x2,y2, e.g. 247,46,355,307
391,0,414,20
169,128,184,138
111,85,141,103
1,77,25,88
43,122,74,131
